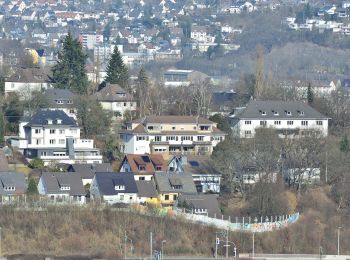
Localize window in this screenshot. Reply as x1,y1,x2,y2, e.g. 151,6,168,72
154,136,161,142
59,129,65,134
69,109,75,114
285,111,292,116
316,121,323,126
260,111,266,116
136,136,148,141
301,121,308,126
172,127,176,130
260,121,267,126
181,136,193,141
41,151,47,156
166,136,178,141
70,129,78,134
197,136,204,141
120,195,124,201
156,166,162,171
34,129,41,134
123,102,127,107
245,120,252,125
200,125,210,131
115,185,125,190
36,139,41,145
274,121,281,125
59,139,65,144
60,186,70,190
164,195,169,201
244,130,251,136
147,126,154,130
49,139,55,144
273,110,279,116
287,121,294,125
173,194,177,201
50,129,55,134
56,100,64,104
139,165,146,171
67,100,73,104
139,177,145,181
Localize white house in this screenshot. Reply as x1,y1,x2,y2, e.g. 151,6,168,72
119,115,226,156
5,68,53,99
95,84,137,119
38,172,86,204
90,172,138,205
230,100,329,138
79,32,103,50
13,110,102,166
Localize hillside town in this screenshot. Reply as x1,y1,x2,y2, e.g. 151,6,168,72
0,0,350,259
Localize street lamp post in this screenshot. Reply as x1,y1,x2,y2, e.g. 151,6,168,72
337,227,342,256
161,240,166,260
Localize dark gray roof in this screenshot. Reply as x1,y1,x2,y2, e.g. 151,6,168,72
136,180,158,198
154,172,197,194
94,172,138,195
41,172,85,196
178,194,221,218
26,110,77,127
43,88,75,108
0,150,9,172
179,156,221,176
67,163,113,179
236,100,328,119
0,172,27,195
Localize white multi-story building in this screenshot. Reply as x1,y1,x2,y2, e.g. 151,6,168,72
119,116,226,156
79,32,103,50
13,110,102,165
230,100,329,138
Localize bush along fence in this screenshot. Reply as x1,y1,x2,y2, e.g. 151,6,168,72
174,211,300,233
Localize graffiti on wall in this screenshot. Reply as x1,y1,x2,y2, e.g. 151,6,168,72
177,212,300,233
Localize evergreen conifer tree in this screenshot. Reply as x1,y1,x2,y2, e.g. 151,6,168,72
340,135,350,154
52,32,88,94
105,46,129,88
307,83,314,105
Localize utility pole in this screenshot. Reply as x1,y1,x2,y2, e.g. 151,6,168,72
225,228,229,258
215,232,218,259
325,150,328,183
252,232,255,260
124,231,127,260
150,232,153,260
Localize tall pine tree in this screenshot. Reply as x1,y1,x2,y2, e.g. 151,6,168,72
136,68,151,117
105,46,129,88
52,32,88,94
307,83,314,105
0,107,4,145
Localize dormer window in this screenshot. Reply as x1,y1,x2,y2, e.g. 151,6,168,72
57,119,62,124
115,185,125,191
47,119,53,125
261,111,266,116
200,125,210,131
56,100,64,104
156,165,162,171
67,100,73,104
139,165,146,171
285,111,292,116
60,186,70,191
297,110,304,116
272,110,279,116
4,186,15,191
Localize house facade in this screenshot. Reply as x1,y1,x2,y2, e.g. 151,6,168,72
4,68,53,99
230,100,329,138
0,172,27,204
90,172,138,205
14,110,102,165
119,154,167,181
119,116,226,156
43,88,77,119
38,172,86,204
95,83,137,119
